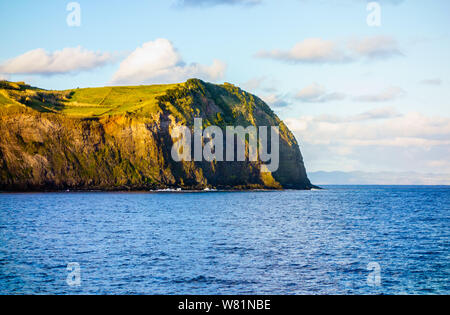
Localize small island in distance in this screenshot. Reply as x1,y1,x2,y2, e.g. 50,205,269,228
0,79,314,191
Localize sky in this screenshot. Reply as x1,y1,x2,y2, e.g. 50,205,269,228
0,0,449,176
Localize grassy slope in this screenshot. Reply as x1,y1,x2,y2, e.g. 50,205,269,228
0,80,177,118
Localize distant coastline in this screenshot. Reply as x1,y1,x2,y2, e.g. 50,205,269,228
309,171,450,186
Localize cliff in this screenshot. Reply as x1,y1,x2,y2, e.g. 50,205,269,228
0,79,313,191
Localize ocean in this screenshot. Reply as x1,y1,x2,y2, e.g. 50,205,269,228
0,186,448,295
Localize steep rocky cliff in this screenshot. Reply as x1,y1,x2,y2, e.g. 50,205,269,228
0,79,313,191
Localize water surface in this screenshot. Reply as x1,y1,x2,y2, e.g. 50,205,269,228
0,186,448,294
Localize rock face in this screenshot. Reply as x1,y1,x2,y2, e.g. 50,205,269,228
0,79,314,191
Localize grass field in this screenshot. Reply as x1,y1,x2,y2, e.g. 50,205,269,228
0,81,179,118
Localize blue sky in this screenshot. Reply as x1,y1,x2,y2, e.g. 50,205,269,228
1,0,449,176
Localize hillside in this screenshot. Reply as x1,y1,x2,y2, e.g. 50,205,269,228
0,79,313,191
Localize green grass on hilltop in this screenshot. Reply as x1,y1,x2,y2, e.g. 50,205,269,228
0,80,179,118
64,84,178,117
0,79,277,129
0,91,12,105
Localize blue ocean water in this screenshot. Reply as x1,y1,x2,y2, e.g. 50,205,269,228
0,186,448,295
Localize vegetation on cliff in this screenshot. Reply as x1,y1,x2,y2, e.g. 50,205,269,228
0,79,313,191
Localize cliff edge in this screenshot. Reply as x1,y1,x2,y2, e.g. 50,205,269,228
0,79,314,191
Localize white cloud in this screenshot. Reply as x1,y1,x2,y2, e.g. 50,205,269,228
260,93,289,108
242,76,278,93
420,78,442,86
286,111,450,148
243,77,263,90
314,107,401,123
286,110,450,174
110,39,226,85
295,83,346,103
292,84,404,104
256,38,351,64
255,36,402,64
348,36,403,59
0,46,113,75
349,107,401,121
242,76,266,91
353,86,405,102
426,160,450,169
